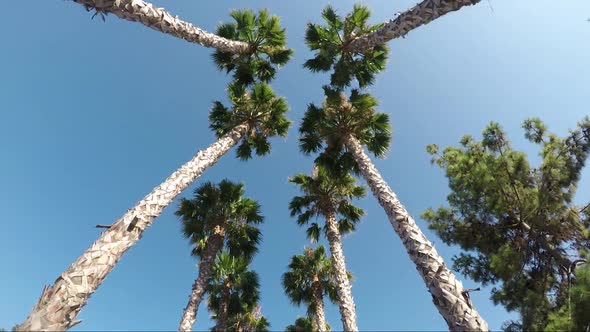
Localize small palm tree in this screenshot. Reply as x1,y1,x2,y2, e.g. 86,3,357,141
176,180,263,331
18,83,289,331
304,4,388,89
212,9,293,87
289,166,364,331
206,252,260,331
285,316,332,332
299,89,489,331
282,246,338,331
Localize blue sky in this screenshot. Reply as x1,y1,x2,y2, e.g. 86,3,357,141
1,0,589,330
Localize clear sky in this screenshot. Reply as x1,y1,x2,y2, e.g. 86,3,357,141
1,0,589,330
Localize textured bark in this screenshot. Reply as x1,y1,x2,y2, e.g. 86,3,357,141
178,226,226,332
311,276,327,332
71,0,252,54
213,282,231,332
344,135,489,331
324,210,358,332
346,0,480,53
18,124,248,331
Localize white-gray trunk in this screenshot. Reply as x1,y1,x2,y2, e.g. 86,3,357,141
346,0,480,53
17,124,248,331
344,135,489,332
324,210,358,332
178,229,225,332
311,279,327,331
72,0,252,53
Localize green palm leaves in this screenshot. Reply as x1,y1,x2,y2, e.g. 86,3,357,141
305,5,388,89
213,9,294,86
282,246,338,308
207,252,267,331
289,167,365,242
209,83,291,161
177,180,263,260
299,88,391,174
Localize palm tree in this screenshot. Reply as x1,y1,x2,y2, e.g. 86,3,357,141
299,89,489,331
177,181,263,332
71,0,253,54
282,246,339,331
17,83,289,331
289,167,365,331
304,4,389,89
206,252,261,332
285,316,332,332
212,9,293,87
305,1,480,78
346,0,481,53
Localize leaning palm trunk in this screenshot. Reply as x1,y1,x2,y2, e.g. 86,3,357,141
311,277,327,331
343,135,489,331
346,0,481,53
18,123,248,331
179,226,226,332
71,0,251,53
324,209,358,332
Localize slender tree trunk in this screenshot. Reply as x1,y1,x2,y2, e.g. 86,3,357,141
346,0,480,53
344,135,489,331
18,124,248,331
213,281,231,332
324,209,358,332
311,276,327,332
179,225,226,332
71,0,252,53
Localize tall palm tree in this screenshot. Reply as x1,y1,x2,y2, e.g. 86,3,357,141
346,0,481,53
289,167,365,331
71,1,274,55
305,2,480,78
17,84,290,331
304,4,389,89
177,181,263,332
212,9,293,87
299,89,489,331
206,252,267,332
282,246,339,331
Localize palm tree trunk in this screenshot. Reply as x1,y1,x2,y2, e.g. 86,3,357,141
71,0,252,53
324,209,358,332
18,123,248,331
311,277,327,332
179,225,226,332
346,0,480,53
343,135,489,331
213,281,231,332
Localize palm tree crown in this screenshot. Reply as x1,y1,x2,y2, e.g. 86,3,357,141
299,88,391,174
207,252,263,331
289,166,365,242
177,180,263,260
213,9,294,86
282,246,338,309
210,83,291,161
304,4,389,89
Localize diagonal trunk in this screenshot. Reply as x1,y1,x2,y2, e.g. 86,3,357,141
344,135,488,331
324,209,358,332
311,276,327,332
213,281,231,332
179,225,226,332
17,123,248,331
346,0,480,53
71,0,252,53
